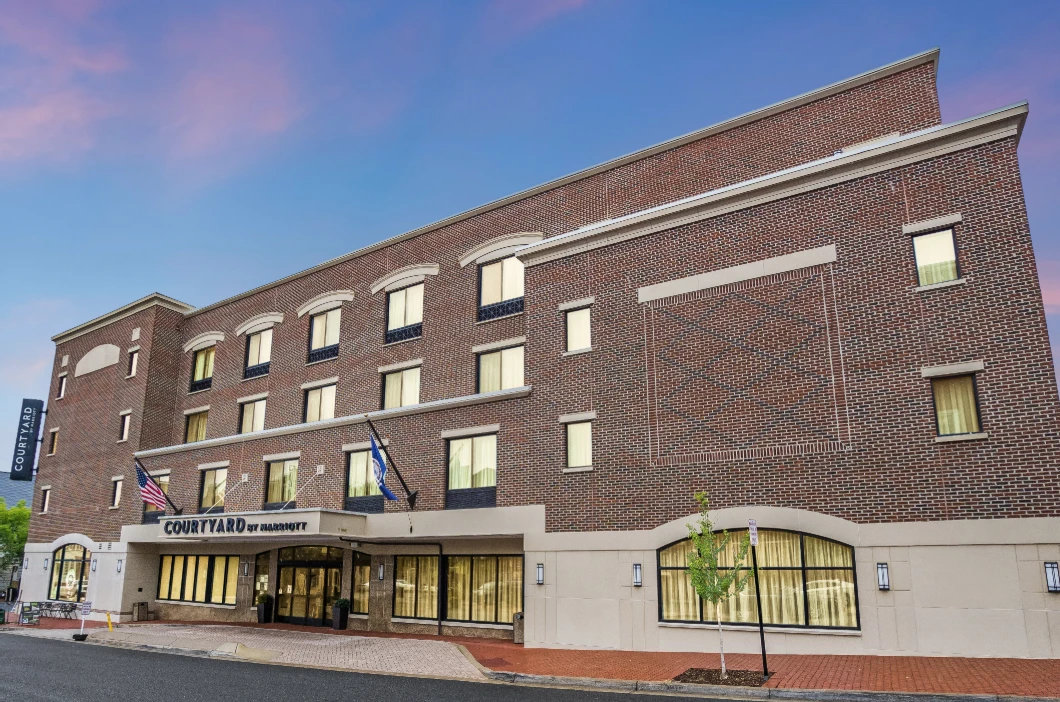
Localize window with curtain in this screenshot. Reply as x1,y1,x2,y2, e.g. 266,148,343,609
382,367,421,409
393,555,439,619
657,529,858,629
47,430,58,455
566,307,591,352
347,451,382,498
932,375,981,436
41,487,51,512
190,347,215,391
128,350,139,377
912,229,959,286
304,384,336,422
566,421,592,468
185,410,208,443
111,478,123,508
478,256,525,321
447,434,497,490
386,283,424,343
445,555,522,624
308,308,341,361
240,398,266,434
477,346,523,393
199,468,227,513
352,551,371,614
50,544,91,602
157,554,239,605
265,459,298,507
245,329,272,378
144,474,169,512
119,413,130,441
57,374,67,398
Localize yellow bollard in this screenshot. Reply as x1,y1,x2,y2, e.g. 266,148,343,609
106,613,113,632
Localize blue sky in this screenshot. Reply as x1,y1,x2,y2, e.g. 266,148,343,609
2,0,1059,468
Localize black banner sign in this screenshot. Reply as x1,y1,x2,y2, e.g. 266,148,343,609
10,399,44,481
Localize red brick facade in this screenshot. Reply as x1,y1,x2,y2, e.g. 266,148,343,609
30,54,1058,546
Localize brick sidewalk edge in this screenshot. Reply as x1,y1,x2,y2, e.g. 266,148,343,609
453,647,1060,702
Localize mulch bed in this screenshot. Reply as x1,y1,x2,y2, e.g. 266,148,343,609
672,668,765,687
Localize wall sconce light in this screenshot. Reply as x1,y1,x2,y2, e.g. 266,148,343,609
91,559,98,572
242,562,249,577
876,563,890,591
536,563,544,585
23,558,29,570
43,558,49,570
378,564,384,581
1046,562,1060,593
116,559,123,573
633,563,643,587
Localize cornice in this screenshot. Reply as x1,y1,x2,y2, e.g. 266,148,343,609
51,293,194,345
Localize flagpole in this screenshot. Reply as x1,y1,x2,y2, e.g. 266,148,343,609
136,460,183,515
364,418,418,509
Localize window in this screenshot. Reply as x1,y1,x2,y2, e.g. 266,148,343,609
386,283,424,344
157,554,239,605
185,410,208,443
245,329,272,378
566,422,592,468
477,345,523,393
658,529,858,629
254,552,270,602
47,429,58,455
265,459,298,509
143,474,169,523
118,413,131,442
352,551,372,614
128,350,139,377
190,347,215,392
111,479,123,508
566,307,591,352
56,375,67,399
308,308,341,362
382,367,420,409
393,555,439,619
345,450,384,514
304,384,336,422
447,434,497,509
478,256,524,321
446,555,523,624
932,375,981,436
912,229,959,286
199,467,227,513
240,399,266,434
49,544,91,602
40,487,51,512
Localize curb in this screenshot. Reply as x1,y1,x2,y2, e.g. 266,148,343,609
478,669,1060,702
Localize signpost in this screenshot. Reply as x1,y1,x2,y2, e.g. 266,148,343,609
18,602,41,626
9,399,45,481
749,519,769,678
74,601,92,641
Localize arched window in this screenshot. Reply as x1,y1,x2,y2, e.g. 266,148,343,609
50,544,91,602
658,529,858,629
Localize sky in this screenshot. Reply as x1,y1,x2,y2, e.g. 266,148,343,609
2,0,1059,470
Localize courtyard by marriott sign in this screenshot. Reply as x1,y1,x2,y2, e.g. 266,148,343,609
9,399,44,481
161,514,309,538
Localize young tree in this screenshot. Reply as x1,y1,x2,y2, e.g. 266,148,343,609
686,492,752,678
0,498,31,575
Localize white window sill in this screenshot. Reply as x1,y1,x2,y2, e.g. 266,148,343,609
306,356,338,367
125,374,136,380
475,311,524,325
562,465,593,474
658,622,860,636
38,511,48,515
46,453,55,457
935,432,989,443
442,620,513,630
383,336,423,348
915,277,966,292
562,346,592,357
350,613,369,620
117,439,128,444
109,505,120,510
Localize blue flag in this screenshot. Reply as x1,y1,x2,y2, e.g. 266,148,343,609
371,435,398,501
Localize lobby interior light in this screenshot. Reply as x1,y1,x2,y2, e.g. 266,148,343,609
1046,562,1060,593
876,563,890,591
632,563,643,587
536,563,544,585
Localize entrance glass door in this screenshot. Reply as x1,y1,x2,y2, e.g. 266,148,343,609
274,547,343,626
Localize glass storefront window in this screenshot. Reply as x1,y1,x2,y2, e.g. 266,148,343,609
50,544,91,602
157,554,239,605
393,556,438,619
353,552,371,615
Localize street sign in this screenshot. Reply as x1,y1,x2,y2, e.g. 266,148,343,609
748,519,758,546
81,601,92,617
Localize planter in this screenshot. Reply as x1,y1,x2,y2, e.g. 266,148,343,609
257,602,273,624
331,606,349,630
72,634,88,642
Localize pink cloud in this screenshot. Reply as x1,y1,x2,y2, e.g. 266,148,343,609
0,90,110,162
1038,260,1060,314
481,0,590,40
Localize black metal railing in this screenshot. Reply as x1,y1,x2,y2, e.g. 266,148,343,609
307,344,339,364
244,361,270,379
477,297,524,322
264,501,295,511
188,377,212,393
142,511,162,525
198,505,224,515
446,486,496,510
344,495,384,513
385,322,422,345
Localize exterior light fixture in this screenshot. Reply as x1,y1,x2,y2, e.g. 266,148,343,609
633,563,643,587
43,558,49,570
117,559,123,573
242,562,249,577
536,563,544,585
378,564,384,581
876,563,890,591
23,558,29,570
91,559,97,572
1046,562,1060,593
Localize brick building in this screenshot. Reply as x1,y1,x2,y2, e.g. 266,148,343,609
19,49,1060,657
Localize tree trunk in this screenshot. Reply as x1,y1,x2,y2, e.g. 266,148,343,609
717,602,727,678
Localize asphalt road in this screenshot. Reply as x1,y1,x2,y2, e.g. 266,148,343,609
0,634,717,702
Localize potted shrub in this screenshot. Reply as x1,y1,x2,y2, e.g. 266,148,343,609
331,598,350,630
255,593,273,624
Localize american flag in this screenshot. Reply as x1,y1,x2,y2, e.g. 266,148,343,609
135,461,168,511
